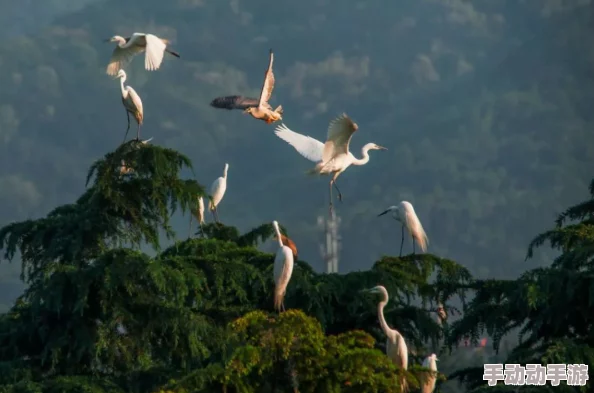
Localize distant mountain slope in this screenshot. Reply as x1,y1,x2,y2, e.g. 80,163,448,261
0,0,591,309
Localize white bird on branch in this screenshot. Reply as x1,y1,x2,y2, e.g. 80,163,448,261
188,196,206,238
272,220,294,312
378,201,428,256
115,70,143,142
105,32,180,76
208,163,228,223
420,353,438,393
365,285,409,392
274,113,387,214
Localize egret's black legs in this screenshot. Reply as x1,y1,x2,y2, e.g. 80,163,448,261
333,180,343,202
123,112,131,143
136,123,141,141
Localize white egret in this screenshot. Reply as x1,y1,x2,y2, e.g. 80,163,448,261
378,201,428,257
115,70,143,142
209,163,228,223
274,113,387,213
105,33,180,76
420,353,438,393
210,49,283,124
366,285,408,392
188,196,206,238
272,220,294,312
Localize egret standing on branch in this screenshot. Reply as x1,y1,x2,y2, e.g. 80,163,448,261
115,70,143,142
420,354,438,393
105,33,180,76
274,113,387,213
272,220,294,312
209,163,228,223
188,196,206,238
210,49,283,124
365,285,409,392
378,201,428,257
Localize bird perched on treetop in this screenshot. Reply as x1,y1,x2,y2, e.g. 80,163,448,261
105,32,180,76
210,49,283,124
115,70,143,142
377,201,429,257
272,220,294,312
365,285,409,392
274,113,387,213
208,163,228,223
420,353,438,393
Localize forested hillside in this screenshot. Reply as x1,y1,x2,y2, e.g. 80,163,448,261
0,0,593,304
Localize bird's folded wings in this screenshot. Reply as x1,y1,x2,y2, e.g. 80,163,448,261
107,45,145,76
322,113,358,162
274,124,324,163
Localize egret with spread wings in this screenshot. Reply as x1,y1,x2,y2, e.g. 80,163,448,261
105,32,180,76
272,220,294,312
115,70,143,142
378,201,429,256
274,113,387,213
210,49,283,124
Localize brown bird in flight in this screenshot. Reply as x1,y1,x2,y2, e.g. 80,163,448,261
210,49,283,124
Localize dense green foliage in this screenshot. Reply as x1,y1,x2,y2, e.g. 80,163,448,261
449,181,594,392
0,145,468,392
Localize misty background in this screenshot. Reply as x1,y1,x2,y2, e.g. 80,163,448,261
0,0,593,312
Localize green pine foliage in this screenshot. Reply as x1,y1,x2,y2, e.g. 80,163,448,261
449,180,594,392
0,144,466,392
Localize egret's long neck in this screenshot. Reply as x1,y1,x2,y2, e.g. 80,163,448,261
274,226,283,248
223,167,228,179
377,293,391,335
119,77,127,97
352,146,371,166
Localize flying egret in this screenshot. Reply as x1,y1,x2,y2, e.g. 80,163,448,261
366,285,408,392
209,163,228,223
210,49,283,124
274,233,298,259
115,70,144,142
272,220,294,312
378,201,429,257
105,33,180,76
274,113,387,213
420,353,438,393
188,196,206,238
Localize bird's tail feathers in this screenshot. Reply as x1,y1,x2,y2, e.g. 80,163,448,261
165,48,181,58
275,105,283,114
274,288,285,312
414,227,429,252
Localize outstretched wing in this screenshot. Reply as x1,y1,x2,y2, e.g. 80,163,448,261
259,49,275,107
274,123,324,163
144,34,167,71
106,34,146,76
322,113,359,162
210,95,260,110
